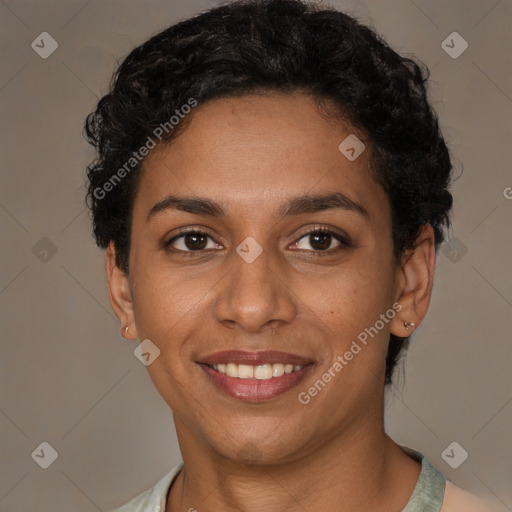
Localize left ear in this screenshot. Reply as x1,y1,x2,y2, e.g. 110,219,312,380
390,224,436,338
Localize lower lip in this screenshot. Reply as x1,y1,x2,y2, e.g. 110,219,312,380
199,364,314,403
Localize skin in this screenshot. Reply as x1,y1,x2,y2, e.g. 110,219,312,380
106,92,436,512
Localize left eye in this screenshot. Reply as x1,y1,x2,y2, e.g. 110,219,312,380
291,229,347,252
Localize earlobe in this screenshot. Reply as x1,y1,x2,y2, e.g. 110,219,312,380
105,242,138,340
391,225,436,338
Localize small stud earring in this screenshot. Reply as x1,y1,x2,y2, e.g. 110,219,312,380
404,321,416,330
124,326,129,333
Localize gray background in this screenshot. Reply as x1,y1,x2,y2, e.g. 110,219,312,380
1,0,511,510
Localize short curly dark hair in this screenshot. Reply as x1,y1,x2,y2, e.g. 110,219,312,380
84,0,453,385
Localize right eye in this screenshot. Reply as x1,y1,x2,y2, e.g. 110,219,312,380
165,229,223,253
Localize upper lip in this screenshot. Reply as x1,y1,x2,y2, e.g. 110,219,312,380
198,350,313,366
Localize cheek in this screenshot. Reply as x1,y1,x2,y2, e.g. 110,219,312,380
311,252,396,355
129,261,208,404
311,268,395,403
291,269,394,426
130,257,208,342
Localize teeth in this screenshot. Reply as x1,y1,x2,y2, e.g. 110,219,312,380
226,363,238,377
254,364,272,379
238,364,254,378
210,362,304,379
272,364,284,377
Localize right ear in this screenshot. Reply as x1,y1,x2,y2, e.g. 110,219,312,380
105,241,138,340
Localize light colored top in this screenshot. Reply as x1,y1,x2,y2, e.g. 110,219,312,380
108,449,496,512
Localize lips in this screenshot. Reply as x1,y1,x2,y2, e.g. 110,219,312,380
197,350,315,403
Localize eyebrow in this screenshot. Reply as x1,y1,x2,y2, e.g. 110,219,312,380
146,191,369,222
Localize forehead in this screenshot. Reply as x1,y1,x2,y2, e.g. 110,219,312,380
133,92,388,223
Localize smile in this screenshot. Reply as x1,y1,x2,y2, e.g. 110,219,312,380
197,349,315,402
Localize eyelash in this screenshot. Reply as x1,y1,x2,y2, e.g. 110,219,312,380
164,226,351,257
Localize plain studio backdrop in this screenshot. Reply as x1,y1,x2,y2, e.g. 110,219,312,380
1,0,511,511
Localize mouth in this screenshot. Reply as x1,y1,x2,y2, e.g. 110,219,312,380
197,350,314,403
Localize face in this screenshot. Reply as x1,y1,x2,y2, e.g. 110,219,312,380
108,92,421,464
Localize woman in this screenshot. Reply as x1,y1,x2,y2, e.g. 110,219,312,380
84,0,498,510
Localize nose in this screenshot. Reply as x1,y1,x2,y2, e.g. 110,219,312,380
213,244,297,333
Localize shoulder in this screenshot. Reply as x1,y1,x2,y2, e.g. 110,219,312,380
107,462,184,512
441,479,501,512
399,446,500,512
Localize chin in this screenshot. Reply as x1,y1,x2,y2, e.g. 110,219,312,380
207,424,312,466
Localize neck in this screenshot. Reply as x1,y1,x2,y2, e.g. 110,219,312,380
166,416,421,512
